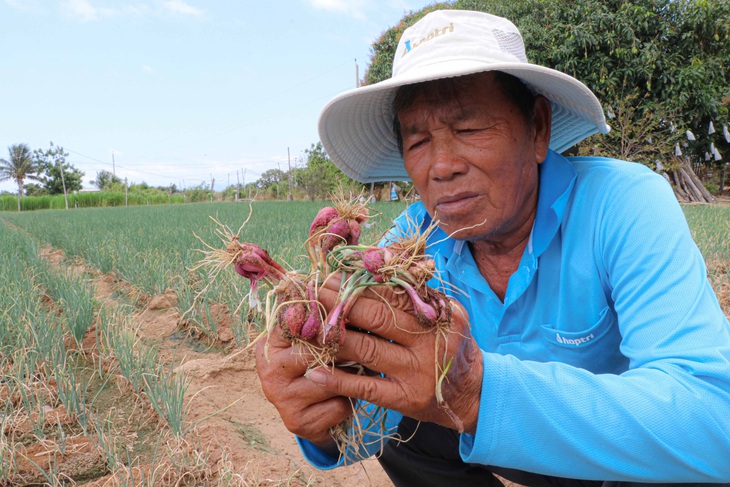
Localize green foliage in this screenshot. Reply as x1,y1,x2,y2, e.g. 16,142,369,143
220,184,238,201
576,93,678,166
257,168,286,189
24,183,48,197
183,182,215,203
92,169,123,190
294,142,361,200
0,191,185,212
32,142,84,195
256,168,289,199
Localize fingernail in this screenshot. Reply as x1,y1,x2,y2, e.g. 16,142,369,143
305,367,327,385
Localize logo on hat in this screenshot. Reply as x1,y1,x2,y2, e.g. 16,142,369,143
402,23,454,57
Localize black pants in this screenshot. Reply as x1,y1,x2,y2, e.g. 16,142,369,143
377,417,727,487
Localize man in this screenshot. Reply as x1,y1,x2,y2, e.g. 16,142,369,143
256,10,730,485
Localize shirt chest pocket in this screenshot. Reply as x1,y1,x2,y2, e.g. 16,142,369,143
539,306,627,373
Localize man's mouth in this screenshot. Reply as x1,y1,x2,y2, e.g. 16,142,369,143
434,193,480,215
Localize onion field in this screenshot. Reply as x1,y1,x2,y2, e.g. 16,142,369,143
0,200,727,485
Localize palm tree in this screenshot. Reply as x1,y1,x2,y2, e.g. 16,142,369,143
0,144,41,211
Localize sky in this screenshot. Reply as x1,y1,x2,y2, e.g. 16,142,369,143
0,0,438,193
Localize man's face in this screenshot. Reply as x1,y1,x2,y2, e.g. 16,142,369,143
397,72,551,243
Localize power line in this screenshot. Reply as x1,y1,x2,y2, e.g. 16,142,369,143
157,92,333,153
66,147,276,187
16,59,356,189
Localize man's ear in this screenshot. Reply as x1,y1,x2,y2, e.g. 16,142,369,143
533,95,552,164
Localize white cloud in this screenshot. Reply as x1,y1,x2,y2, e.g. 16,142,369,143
62,0,115,22
57,0,202,22
309,0,347,10
306,0,370,18
162,0,203,16
141,64,156,74
121,4,153,18
62,0,99,21
4,0,47,13
3,0,19,6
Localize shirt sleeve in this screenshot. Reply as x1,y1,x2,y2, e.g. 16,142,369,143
460,169,730,481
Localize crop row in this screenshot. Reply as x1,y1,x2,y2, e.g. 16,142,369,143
0,220,219,484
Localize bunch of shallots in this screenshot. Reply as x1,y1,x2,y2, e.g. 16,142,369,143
200,198,453,360
195,196,460,453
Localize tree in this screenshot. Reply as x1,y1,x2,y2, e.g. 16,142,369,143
256,168,289,199
0,144,41,211
23,183,47,197
294,142,358,200
92,170,123,191
365,0,730,201
257,168,286,189
33,142,84,206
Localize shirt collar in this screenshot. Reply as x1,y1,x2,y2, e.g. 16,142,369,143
530,149,577,258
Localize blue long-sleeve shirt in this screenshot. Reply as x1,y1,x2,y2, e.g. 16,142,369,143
299,150,730,481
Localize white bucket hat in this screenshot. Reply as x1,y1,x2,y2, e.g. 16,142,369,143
318,9,611,183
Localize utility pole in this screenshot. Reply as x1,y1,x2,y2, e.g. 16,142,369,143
242,168,249,200
277,162,282,199
236,170,241,201
287,147,293,200
355,58,360,88
112,151,116,177
58,154,69,210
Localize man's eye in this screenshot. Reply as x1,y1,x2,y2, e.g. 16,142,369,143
407,139,427,151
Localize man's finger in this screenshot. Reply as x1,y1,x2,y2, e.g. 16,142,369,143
337,328,409,373
275,387,354,445
319,285,424,342
256,333,323,383
257,321,291,349
305,365,409,413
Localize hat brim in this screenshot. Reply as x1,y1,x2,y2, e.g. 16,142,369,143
318,60,610,183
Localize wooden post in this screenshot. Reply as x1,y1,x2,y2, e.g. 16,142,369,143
287,147,293,201
58,156,69,210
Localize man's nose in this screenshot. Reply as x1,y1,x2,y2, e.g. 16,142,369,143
429,138,468,181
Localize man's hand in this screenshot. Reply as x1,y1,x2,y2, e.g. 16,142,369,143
255,324,352,454
308,277,483,434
